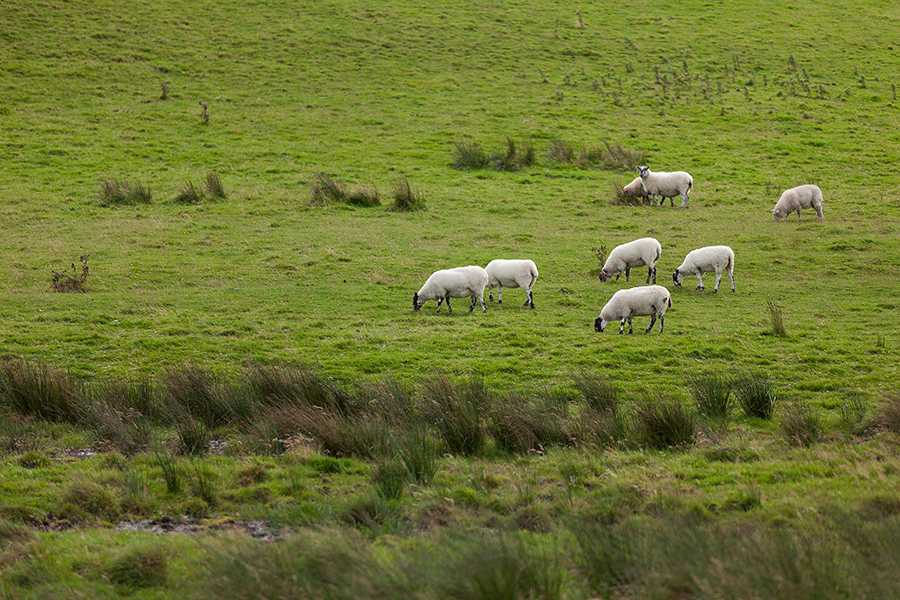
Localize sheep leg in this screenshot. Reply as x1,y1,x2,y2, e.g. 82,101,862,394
713,272,723,293
728,270,736,292
445,298,452,313
646,313,657,333
468,296,476,313
525,289,535,309
659,314,664,333
618,318,626,334
627,318,634,334
696,274,705,291
646,266,656,285
489,288,494,302
435,298,444,312
497,288,503,304
680,191,689,209
669,196,675,207
625,267,631,282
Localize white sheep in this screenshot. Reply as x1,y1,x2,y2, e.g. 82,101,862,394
673,246,735,293
484,259,539,309
621,176,650,203
637,165,693,208
594,285,672,334
598,237,662,285
413,265,488,313
771,184,824,221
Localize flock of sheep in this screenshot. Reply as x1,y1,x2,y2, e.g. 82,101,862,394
413,166,825,335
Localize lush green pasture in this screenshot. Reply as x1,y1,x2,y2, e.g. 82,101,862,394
3,0,900,597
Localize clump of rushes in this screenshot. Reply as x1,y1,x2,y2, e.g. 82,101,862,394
690,373,733,420
490,136,535,172
547,138,576,164
422,373,487,456
452,141,490,169
309,173,380,207
781,402,821,447
389,177,426,211
99,179,152,206
205,172,227,199
734,374,777,420
174,181,203,204
633,395,695,449
572,370,618,415
766,300,787,337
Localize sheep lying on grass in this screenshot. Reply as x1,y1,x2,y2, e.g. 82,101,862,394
484,259,539,309
594,285,671,334
673,246,735,293
599,237,662,284
771,184,824,221
413,266,488,313
637,165,693,208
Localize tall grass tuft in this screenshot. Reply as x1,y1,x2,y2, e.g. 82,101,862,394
98,179,152,206
389,177,426,212
309,173,380,207
452,141,490,169
490,136,535,172
572,370,619,415
106,546,169,588
488,391,572,454
766,299,787,337
155,449,184,494
421,373,487,456
633,396,695,449
734,374,777,420
0,359,83,423
871,393,900,435
432,532,567,600
547,138,576,163
780,402,822,447
397,424,439,485
372,459,407,500
610,180,648,206
690,373,733,420
570,520,640,590
174,181,203,204
205,172,227,199
162,364,233,429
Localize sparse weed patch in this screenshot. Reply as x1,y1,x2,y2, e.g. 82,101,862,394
50,254,90,293
388,177,426,211
780,402,822,447
309,173,380,207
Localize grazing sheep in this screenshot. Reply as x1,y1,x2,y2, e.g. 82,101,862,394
594,285,672,334
637,165,694,208
771,184,824,221
621,176,651,203
413,265,488,313
484,259,539,309
673,246,735,293
599,237,662,285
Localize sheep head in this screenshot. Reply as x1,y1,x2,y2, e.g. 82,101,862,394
413,292,421,312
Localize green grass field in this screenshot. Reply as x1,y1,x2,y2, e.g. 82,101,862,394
3,0,900,597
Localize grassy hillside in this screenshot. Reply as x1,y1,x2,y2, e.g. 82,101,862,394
2,0,900,597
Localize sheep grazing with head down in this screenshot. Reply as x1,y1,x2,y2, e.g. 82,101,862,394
637,165,694,208
598,237,662,285
484,259,539,309
673,245,735,293
413,265,489,313
771,184,824,222
594,285,671,334
620,176,651,203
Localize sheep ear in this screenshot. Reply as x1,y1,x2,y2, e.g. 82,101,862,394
769,209,775,214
